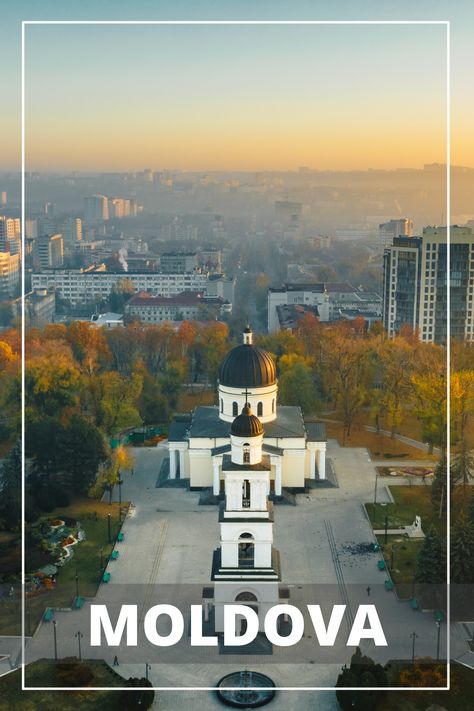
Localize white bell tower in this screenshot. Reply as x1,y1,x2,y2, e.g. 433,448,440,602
211,403,282,635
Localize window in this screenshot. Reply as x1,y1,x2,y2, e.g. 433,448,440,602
257,402,263,417
272,399,275,414
243,444,250,464
220,398,223,413
232,402,238,417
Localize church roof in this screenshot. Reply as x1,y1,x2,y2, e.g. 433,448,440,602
305,422,327,442
219,338,277,388
188,405,316,439
230,403,264,438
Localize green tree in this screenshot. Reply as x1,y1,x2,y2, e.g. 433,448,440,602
415,526,446,584
278,355,319,415
335,648,388,711
159,365,184,411
451,513,474,584
139,372,170,424
0,301,14,327
119,677,154,709
0,440,21,530
27,416,63,477
467,492,474,528
411,367,447,455
431,455,452,517
109,278,135,312
451,438,474,492
57,414,108,494
86,371,143,434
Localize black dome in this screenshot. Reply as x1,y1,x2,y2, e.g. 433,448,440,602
219,343,277,388
230,404,264,437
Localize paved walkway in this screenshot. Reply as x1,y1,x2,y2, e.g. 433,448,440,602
20,440,459,710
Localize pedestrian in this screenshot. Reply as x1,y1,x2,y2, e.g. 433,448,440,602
131,468,134,476
113,655,119,666
366,585,371,597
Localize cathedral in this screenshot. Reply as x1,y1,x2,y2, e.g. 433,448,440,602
168,326,327,495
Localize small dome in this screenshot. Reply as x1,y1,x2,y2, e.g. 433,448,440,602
230,403,264,438
219,328,277,388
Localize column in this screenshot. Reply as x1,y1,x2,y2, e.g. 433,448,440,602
179,449,185,479
309,448,316,480
318,447,326,480
169,447,176,479
213,459,220,496
275,459,282,496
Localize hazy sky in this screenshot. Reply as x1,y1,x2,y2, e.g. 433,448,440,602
2,1,473,171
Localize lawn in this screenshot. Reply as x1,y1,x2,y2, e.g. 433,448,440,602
365,485,446,537
376,534,424,598
325,421,436,461
178,387,215,412
0,659,129,710
366,486,446,598
0,498,127,637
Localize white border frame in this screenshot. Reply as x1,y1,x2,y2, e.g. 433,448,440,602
21,18,451,693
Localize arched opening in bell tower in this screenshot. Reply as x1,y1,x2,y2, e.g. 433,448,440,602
238,532,255,568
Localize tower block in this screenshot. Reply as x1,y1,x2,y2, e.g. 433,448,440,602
211,403,283,635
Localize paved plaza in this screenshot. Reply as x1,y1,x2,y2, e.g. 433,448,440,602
20,439,462,709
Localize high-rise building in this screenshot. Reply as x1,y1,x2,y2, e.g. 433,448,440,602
84,195,109,222
382,225,474,343
0,252,20,297
379,218,413,250
25,218,38,239
108,198,137,218
34,234,64,270
0,191,7,206
0,216,21,254
59,217,82,244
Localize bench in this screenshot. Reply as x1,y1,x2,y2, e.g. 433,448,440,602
117,532,124,542
111,551,119,560
44,608,54,622
102,572,111,583
377,560,386,571
410,597,419,610
384,580,394,591
73,596,85,609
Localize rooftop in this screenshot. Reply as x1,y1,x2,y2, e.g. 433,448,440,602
126,291,205,307
184,405,325,441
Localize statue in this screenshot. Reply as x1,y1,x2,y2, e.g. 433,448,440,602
407,515,424,538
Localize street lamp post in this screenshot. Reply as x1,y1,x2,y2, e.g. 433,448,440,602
118,471,123,507
75,569,79,599
410,631,418,664
75,631,83,662
107,513,111,544
373,473,378,505
53,620,58,661
145,663,151,681
436,621,441,661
